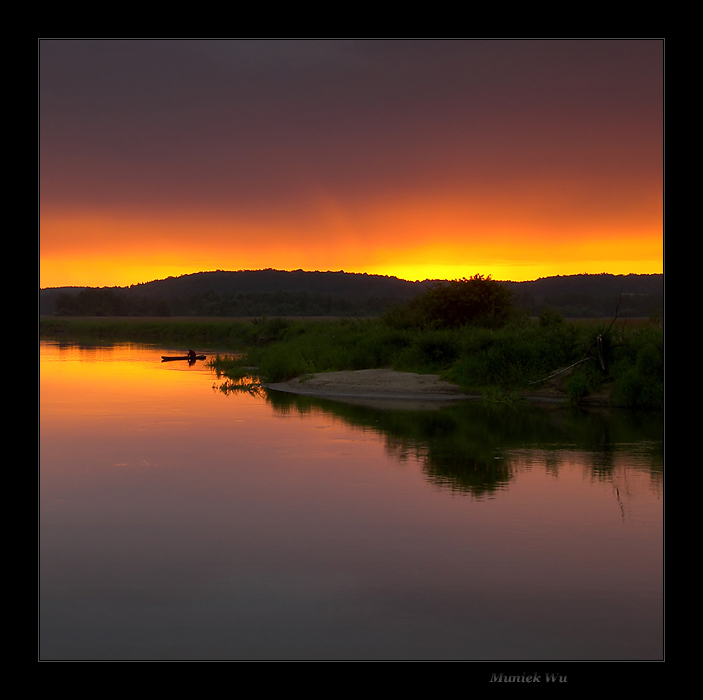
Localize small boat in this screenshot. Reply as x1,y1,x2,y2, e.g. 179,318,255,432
161,354,206,362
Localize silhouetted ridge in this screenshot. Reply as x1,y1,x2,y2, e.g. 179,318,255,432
129,269,434,299
40,270,663,318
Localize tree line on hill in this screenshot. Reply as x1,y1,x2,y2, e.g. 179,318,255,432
46,287,399,318
40,270,663,319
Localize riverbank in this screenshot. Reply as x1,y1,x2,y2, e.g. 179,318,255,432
265,367,611,407
41,315,662,409
213,317,660,408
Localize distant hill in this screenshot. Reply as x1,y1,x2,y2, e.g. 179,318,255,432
39,287,90,316
40,270,436,317
40,270,663,319
504,273,663,297
128,269,435,299
504,273,663,318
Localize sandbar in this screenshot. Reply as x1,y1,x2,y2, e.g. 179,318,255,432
266,368,476,405
264,368,601,408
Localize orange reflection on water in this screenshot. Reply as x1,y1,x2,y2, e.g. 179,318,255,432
40,340,662,660
39,341,344,477
40,343,215,430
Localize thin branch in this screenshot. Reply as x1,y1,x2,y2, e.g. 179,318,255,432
528,292,624,387
528,357,594,385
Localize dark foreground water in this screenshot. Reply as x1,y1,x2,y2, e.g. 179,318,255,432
40,341,663,661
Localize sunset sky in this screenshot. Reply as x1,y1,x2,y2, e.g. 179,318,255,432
39,40,664,288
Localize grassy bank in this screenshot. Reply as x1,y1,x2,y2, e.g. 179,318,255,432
41,315,663,408
208,316,662,408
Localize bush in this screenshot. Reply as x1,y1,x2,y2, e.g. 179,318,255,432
386,275,515,330
610,331,663,408
565,369,591,402
539,308,564,328
416,331,461,366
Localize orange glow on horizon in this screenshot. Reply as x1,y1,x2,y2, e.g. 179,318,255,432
40,181,663,288
40,40,663,290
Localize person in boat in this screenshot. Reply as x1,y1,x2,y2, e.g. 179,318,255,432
188,349,196,361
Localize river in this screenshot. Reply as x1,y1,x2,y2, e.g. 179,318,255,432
39,340,663,661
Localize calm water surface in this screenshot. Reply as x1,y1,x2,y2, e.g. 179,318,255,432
39,341,663,660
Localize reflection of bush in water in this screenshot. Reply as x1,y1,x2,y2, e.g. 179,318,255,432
263,393,524,496
382,434,514,497
262,390,662,496
425,455,514,497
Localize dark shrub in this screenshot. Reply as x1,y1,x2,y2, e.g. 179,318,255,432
416,332,460,366
539,308,564,328
390,275,515,330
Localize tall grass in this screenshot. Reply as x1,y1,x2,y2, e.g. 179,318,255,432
42,315,663,408
608,326,664,407
242,317,663,408
40,317,261,347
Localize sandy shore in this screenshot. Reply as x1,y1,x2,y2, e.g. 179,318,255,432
265,368,605,408
266,368,476,404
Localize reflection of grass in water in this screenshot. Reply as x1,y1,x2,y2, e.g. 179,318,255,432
209,356,263,396
208,354,269,396
215,378,265,396
262,391,663,497
208,354,250,378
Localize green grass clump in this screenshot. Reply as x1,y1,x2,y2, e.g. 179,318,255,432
244,319,409,382
609,327,664,408
443,319,584,389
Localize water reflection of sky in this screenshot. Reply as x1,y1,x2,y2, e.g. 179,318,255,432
40,341,663,660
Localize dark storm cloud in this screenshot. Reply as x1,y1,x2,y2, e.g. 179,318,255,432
40,40,663,211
